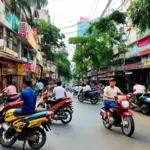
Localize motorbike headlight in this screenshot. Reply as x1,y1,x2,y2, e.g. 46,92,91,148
121,101,129,109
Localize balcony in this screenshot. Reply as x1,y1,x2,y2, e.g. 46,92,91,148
0,13,12,30
18,22,37,52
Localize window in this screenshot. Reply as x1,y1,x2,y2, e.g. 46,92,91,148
30,52,33,60
22,49,27,58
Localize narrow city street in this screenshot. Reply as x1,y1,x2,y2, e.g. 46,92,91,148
1,94,150,150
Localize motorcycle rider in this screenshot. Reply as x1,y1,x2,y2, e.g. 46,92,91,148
133,82,146,105
83,82,91,98
47,81,67,110
103,78,123,120
15,80,36,116
5,81,17,95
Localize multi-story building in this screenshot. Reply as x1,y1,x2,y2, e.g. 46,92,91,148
0,0,38,91
77,17,90,36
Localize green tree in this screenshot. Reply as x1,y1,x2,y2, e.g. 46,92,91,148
55,52,72,81
69,11,127,75
36,19,65,62
128,0,150,32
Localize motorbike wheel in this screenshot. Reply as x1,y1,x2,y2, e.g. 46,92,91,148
141,104,150,114
90,95,99,104
37,103,46,108
61,110,72,124
121,116,135,137
0,127,17,147
78,95,84,102
103,121,112,129
28,127,46,149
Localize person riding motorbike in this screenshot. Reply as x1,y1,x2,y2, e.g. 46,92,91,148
103,78,123,121
15,80,36,116
5,81,17,95
47,81,67,110
83,82,91,98
133,82,146,105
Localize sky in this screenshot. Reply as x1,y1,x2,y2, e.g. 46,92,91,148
48,0,122,61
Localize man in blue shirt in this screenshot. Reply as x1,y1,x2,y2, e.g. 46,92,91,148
16,80,36,115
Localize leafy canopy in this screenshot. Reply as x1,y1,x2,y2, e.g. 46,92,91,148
69,11,127,75
128,0,150,32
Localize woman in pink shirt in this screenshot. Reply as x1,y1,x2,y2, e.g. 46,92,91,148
5,81,17,95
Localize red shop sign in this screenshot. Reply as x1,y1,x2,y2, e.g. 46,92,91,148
30,65,38,73
24,64,30,72
122,63,139,70
138,36,150,47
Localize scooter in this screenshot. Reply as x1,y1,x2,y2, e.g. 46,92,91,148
78,90,99,104
37,93,73,124
128,93,150,114
100,95,135,137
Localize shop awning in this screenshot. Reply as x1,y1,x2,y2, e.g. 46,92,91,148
0,51,26,64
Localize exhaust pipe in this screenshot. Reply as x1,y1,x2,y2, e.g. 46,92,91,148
26,135,38,141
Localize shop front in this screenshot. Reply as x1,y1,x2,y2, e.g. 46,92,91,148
123,62,150,92
0,63,25,92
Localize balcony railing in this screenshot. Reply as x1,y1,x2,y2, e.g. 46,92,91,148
18,22,37,51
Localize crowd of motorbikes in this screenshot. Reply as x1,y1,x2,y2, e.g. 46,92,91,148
0,89,73,150
0,85,149,149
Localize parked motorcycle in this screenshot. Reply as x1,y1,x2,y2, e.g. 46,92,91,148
37,93,73,124
100,95,135,137
0,89,19,104
78,90,99,104
128,93,150,114
0,108,53,150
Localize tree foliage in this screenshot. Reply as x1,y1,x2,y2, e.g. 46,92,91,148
69,11,127,75
36,19,65,61
128,0,150,32
55,52,72,81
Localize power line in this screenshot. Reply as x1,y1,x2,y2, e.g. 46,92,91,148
90,0,100,20
63,0,128,35
89,0,98,19
60,0,113,30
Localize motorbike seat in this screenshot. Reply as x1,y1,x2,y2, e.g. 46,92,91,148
7,94,19,102
22,111,50,122
47,97,69,104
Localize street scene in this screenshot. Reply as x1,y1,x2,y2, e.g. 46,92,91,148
0,0,150,150
1,94,150,150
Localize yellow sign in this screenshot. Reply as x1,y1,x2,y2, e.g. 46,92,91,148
28,28,37,51
17,64,24,75
144,61,150,66
5,47,14,55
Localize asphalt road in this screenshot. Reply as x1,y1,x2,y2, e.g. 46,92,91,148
1,94,150,150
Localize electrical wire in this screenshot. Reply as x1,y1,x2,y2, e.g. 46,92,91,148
62,0,127,35
89,0,98,19
89,0,100,20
